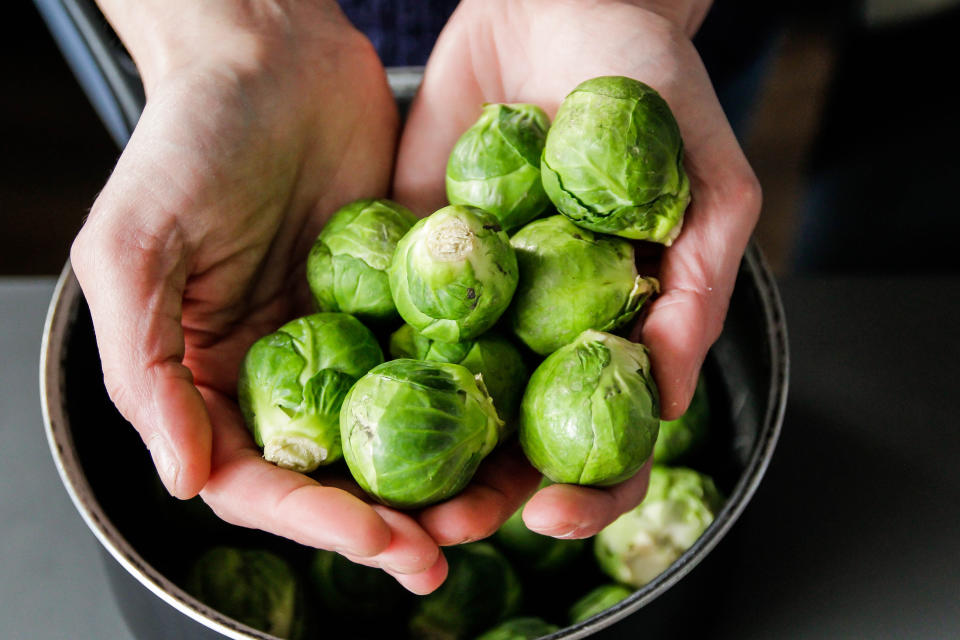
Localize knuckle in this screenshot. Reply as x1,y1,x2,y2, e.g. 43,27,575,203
730,170,763,222
71,202,187,277
69,221,100,281
705,307,726,345
100,363,141,426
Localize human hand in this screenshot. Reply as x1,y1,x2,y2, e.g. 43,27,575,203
394,0,761,539
72,0,445,592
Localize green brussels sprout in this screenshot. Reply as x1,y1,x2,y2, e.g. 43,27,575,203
508,215,658,356
541,76,690,244
476,617,560,640
409,543,522,640
519,330,660,486
306,198,418,322
340,359,503,508
388,204,519,343
568,584,633,624
389,324,528,420
238,313,383,472
186,547,305,640
494,504,586,572
446,103,552,232
309,550,411,622
654,373,710,464
595,466,723,587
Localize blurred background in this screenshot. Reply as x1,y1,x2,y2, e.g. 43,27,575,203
3,0,958,276
3,3,958,639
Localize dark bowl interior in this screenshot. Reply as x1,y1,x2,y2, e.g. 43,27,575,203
42,242,787,640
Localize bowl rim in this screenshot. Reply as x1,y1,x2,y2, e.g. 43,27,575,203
40,241,788,640
550,241,789,639
40,261,275,640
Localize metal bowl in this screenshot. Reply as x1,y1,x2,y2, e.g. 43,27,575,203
40,241,786,640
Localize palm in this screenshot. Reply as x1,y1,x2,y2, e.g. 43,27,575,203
166,41,403,523
394,0,759,539
74,28,456,592
143,52,397,398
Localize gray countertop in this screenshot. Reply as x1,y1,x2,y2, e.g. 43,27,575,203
2,275,958,639
0,277,134,640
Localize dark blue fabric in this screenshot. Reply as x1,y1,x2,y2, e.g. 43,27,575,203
338,0,460,66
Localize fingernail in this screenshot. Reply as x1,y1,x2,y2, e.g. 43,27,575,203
149,437,181,496
532,524,580,538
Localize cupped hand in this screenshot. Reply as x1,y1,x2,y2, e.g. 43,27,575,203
71,2,445,592
394,0,761,540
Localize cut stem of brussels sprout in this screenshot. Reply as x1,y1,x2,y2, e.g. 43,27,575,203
262,435,326,474
238,313,383,473
426,215,475,261
389,205,519,343
629,273,660,308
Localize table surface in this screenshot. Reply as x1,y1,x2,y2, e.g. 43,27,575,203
2,275,958,640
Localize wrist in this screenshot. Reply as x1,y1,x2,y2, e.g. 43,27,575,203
94,0,353,93
615,0,713,36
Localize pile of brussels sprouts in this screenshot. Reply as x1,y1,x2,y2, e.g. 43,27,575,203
193,75,728,639
183,384,721,640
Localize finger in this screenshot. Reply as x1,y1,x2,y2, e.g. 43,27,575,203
198,389,391,559
392,17,483,214
341,541,449,595
71,196,211,499
344,549,449,596
387,550,449,595
368,506,443,575
417,442,542,545
522,457,653,539
346,528,448,595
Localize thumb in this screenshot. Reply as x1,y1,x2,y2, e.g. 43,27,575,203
71,183,211,498
640,162,761,421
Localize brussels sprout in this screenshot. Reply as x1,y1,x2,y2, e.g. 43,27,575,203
541,76,690,244
389,205,519,343
495,504,586,572
568,584,633,624
508,215,658,356
409,543,522,640
309,549,411,622
340,359,503,508
476,617,560,640
306,198,418,322
595,466,723,587
389,324,528,420
186,547,305,640
654,373,710,464
519,330,660,486
238,313,383,472
446,103,552,232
